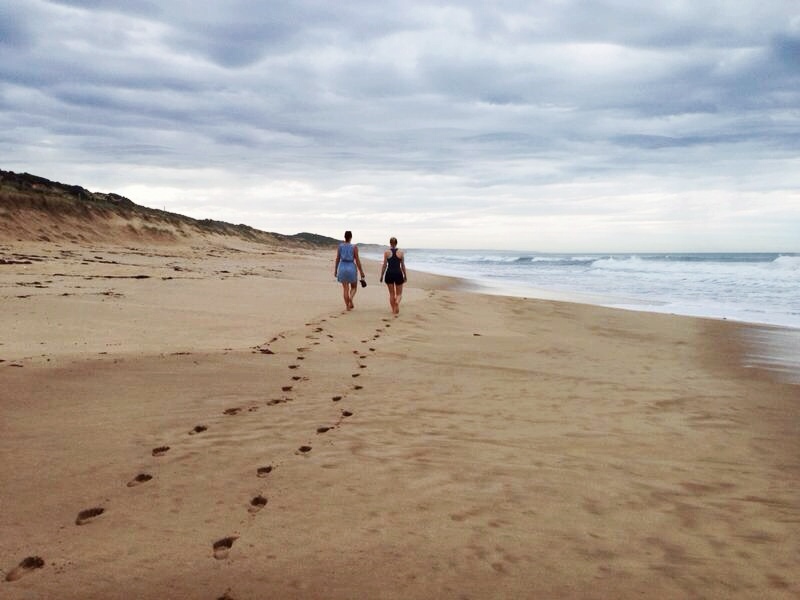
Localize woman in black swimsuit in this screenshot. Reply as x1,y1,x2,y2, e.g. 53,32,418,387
379,237,406,314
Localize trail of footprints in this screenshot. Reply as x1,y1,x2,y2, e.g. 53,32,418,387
8,315,393,592
204,316,371,564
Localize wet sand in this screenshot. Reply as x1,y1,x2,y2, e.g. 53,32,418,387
1,239,798,599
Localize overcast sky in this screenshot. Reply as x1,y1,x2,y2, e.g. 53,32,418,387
2,1,799,251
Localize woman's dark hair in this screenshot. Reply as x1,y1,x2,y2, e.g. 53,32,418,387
344,230,352,241
390,237,397,245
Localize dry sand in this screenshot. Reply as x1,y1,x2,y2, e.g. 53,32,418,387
1,237,798,599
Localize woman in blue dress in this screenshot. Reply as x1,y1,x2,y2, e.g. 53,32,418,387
334,230,365,310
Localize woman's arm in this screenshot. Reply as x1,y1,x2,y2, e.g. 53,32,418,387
334,246,340,277
354,246,365,278
379,251,388,282
399,251,407,282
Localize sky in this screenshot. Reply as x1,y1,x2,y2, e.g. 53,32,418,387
1,0,799,251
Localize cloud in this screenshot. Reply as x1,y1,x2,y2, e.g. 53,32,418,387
770,28,800,71
0,2,35,49
1,0,798,250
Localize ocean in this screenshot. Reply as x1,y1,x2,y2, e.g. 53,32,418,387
363,249,800,383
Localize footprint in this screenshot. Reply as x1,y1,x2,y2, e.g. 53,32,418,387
288,365,299,370
189,425,207,435
281,385,293,392
297,445,312,453
351,373,360,378
213,536,238,560
5,556,45,582
127,473,153,487
291,376,302,381
257,466,273,478
353,385,363,390
316,426,331,433
152,446,170,456
223,407,241,415
331,396,342,402
296,356,305,361
369,348,376,352
297,347,309,352
248,495,268,513
359,364,367,369
75,507,104,525
267,398,291,406
342,411,353,418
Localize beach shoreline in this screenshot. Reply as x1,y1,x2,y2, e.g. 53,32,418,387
370,249,800,332
394,253,800,386
2,239,798,599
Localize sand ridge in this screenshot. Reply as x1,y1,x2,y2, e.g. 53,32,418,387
1,240,798,599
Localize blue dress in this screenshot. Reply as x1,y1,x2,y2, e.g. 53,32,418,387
337,242,357,283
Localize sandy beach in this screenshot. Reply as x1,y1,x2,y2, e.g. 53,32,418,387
1,236,798,599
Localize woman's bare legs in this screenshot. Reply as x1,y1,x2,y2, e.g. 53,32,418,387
394,283,403,314
386,283,403,314
386,283,397,313
341,282,353,310
349,282,358,308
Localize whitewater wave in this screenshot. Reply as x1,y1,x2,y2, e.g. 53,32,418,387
590,254,800,276
590,256,646,271
411,253,595,265
772,255,800,271
515,256,595,265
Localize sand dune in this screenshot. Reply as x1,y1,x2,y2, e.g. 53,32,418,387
1,236,798,599
0,169,336,248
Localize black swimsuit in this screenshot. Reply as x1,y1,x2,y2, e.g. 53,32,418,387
384,248,404,285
